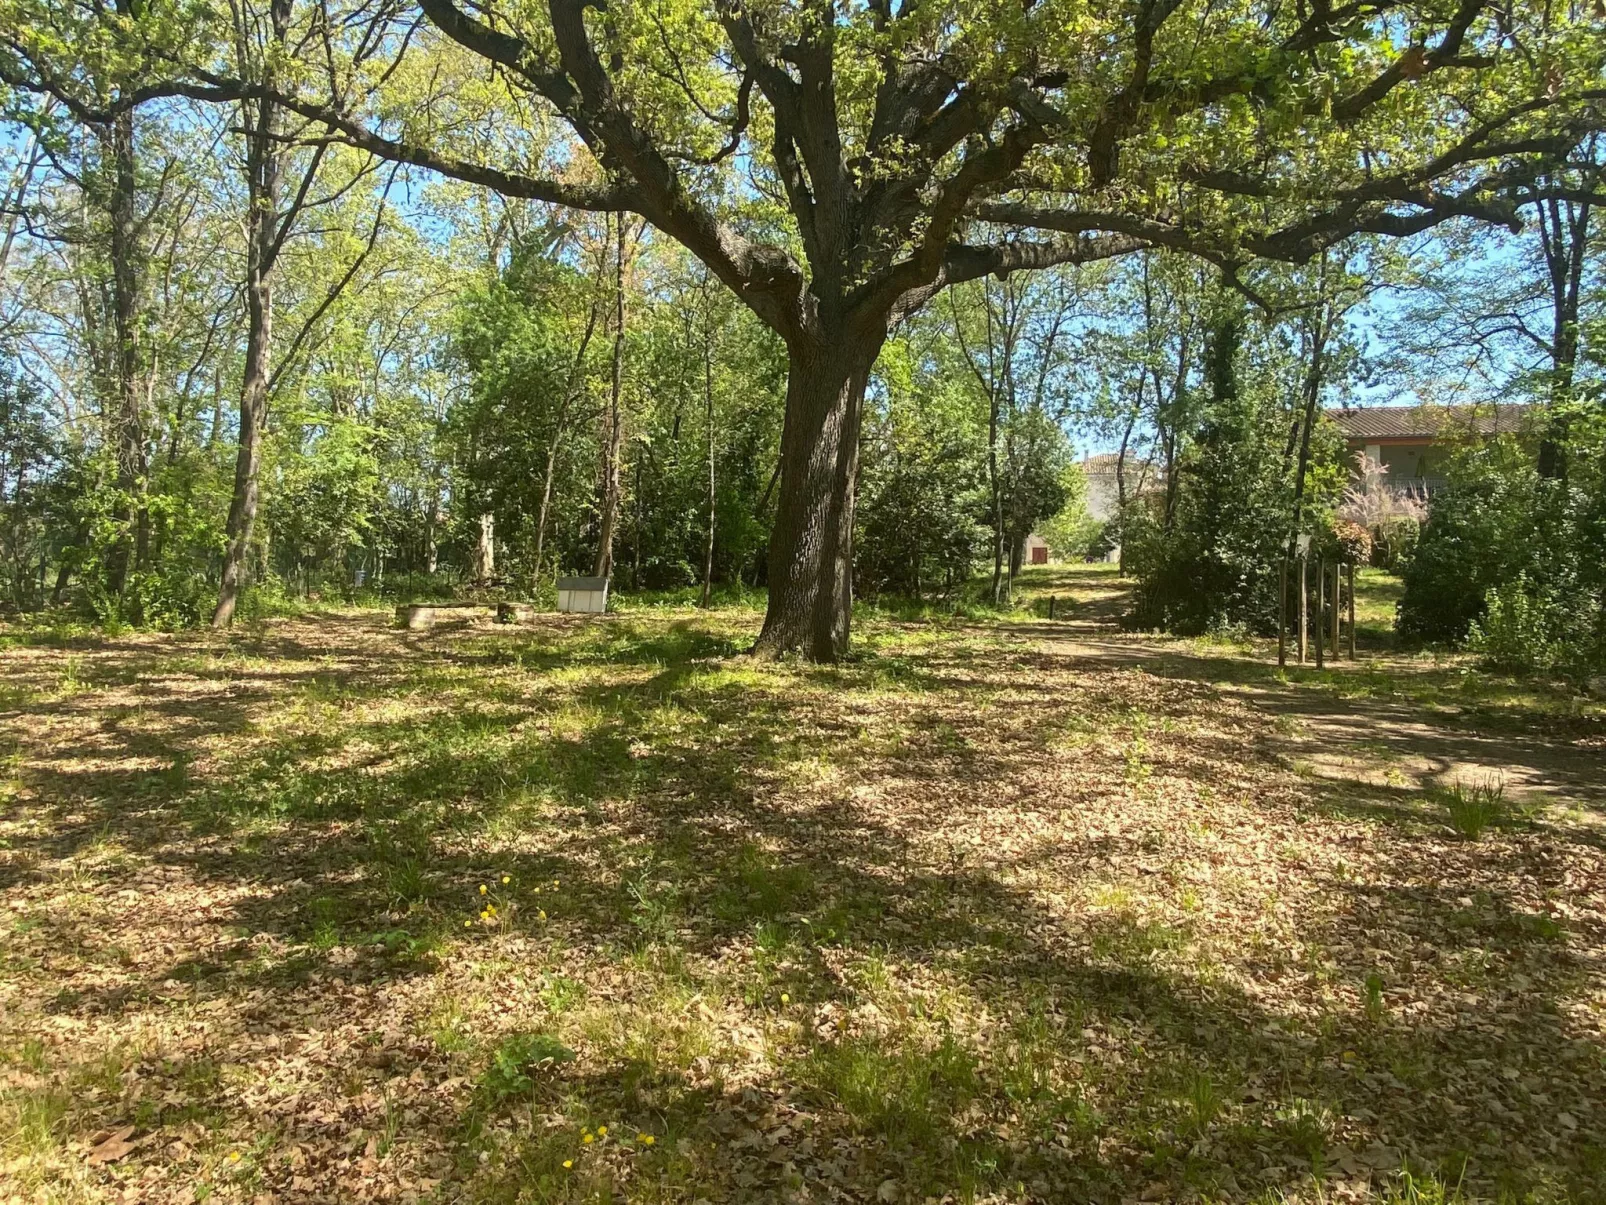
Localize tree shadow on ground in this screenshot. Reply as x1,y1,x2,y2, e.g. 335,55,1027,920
1,609,1603,1202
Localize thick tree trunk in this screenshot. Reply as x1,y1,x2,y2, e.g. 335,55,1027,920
753,332,880,661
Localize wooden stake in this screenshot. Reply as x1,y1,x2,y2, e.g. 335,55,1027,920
1330,562,1341,658
1278,557,1288,667
1298,555,1308,664
1347,561,1357,659
1314,559,1326,669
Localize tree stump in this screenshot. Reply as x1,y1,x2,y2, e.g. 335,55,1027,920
497,602,534,624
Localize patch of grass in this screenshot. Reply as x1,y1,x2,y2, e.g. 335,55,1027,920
1437,779,1507,839
800,1030,979,1149
1364,971,1386,1022
1177,1065,1225,1137
711,843,815,926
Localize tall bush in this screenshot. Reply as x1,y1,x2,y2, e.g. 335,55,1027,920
1399,412,1606,675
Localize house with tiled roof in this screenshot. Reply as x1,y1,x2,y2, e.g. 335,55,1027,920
1328,403,1533,497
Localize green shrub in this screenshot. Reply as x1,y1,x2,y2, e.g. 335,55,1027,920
1398,437,1536,646
1323,518,1372,566
1467,576,1574,673
1371,515,1420,571
1398,408,1606,676
478,1031,576,1104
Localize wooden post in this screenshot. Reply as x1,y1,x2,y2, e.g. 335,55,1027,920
1347,562,1357,659
1314,559,1326,669
1049,595,1056,620
1330,562,1341,659
1278,557,1288,667
1298,555,1308,664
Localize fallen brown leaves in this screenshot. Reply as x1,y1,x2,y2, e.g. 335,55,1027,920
0,602,1602,1204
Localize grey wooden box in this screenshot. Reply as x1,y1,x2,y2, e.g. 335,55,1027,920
556,577,609,614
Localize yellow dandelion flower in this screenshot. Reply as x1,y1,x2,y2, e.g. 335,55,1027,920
563,1159,573,1169
464,919,473,927
639,1134,654,1145
227,1152,241,1163
596,1126,607,1137
502,875,511,884
533,886,541,894
538,909,547,921
479,884,488,895
780,993,790,1004
582,1133,594,1145
487,904,497,915
552,879,560,887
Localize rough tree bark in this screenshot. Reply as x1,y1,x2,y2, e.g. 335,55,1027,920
103,104,148,605
751,331,881,660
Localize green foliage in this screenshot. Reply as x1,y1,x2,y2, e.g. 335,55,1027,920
1323,518,1372,566
0,357,64,611
1468,575,1576,673
478,1031,576,1105
1398,436,1542,646
1401,414,1605,677
856,331,988,598
1372,515,1421,572
801,1031,979,1148
1128,311,1344,635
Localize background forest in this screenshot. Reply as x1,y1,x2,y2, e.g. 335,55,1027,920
0,77,1601,674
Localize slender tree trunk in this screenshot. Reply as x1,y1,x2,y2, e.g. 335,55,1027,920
753,332,880,661
424,485,441,574
593,213,627,580
212,100,278,626
1535,183,1591,479
104,108,148,606
474,512,495,583
1289,304,1329,551
213,0,296,627
1114,405,1137,577
988,391,1004,606
535,302,599,592
700,303,716,609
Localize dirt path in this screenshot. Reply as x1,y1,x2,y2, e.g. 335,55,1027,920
1014,566,1606,821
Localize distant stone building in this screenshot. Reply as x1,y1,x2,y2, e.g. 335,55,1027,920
1080,452,1155,522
